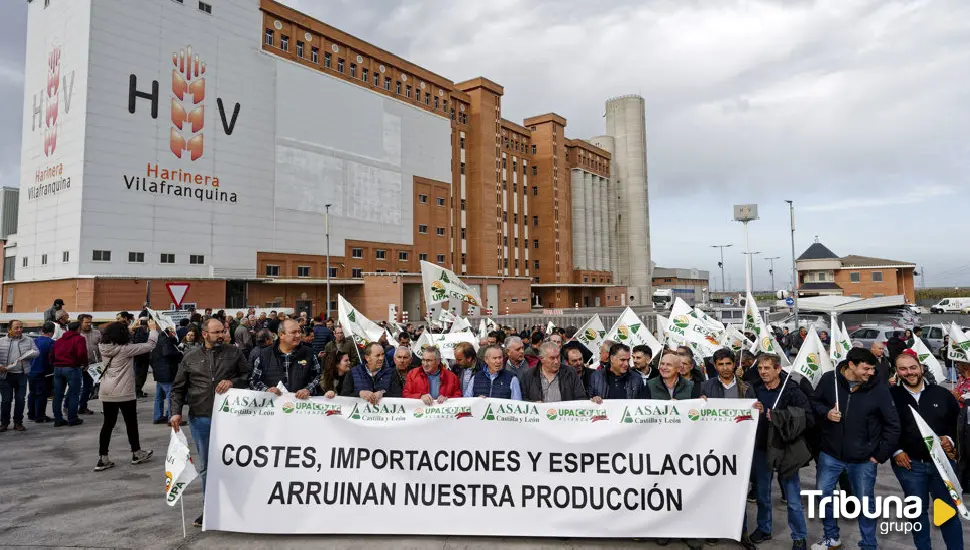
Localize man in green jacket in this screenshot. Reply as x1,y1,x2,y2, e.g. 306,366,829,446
646,353,694,400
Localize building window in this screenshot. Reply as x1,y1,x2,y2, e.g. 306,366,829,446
328,267,337,278
41,254,47,266
532,186,538,196
503,236,508,246
460,199,466,210
92,250,111,262
398,251,408,261
436,227,445,237
296,41,304,58
266,265,280,277
460,228,466,239
850,272,860,283
460,162,465,175
396,81,402,94
62,251,69,263
198,1,212,14
436,197,445,207
351,248,363,259
533,239,539,249
160,253,175,264
419,253,428,262
437,254,445,264
337,58,344,72
434,97,439,109
384,77,391,90
265,29,274,46
513,213,518,224
425,92,430,105
418,224,428,234
461,253,467,264
534,260,540,270
405,85,412,98
532,145,537,155
352,268,363,278
374,72,380,86
21,257,27,268
190,255,204,264
533,216,539,226
280,35,288,51
376,249,386,260
128,252,145,263
311,47,318,63
871,271,883,282
350,63,356,78
532,166,538,176
297,265,310,278
362,67,368,81
324,52,331,68
418,194,428,203
459,137,465,149
376,269,386,273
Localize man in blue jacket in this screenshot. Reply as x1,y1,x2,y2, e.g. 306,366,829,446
28,322,56,423
809,348,900,550
588,343,648,403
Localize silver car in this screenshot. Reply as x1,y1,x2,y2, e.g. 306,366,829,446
848,325,905,350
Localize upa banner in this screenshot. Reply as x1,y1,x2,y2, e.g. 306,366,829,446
421,260,483,308
204,390,758,538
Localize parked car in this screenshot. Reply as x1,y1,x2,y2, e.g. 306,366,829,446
848,324,905,350
919,325,946,356
771,313,830,335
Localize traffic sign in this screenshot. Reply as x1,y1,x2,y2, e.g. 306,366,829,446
785,297,795,306
165,282,191,309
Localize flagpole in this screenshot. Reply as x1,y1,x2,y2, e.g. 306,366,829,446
832,313,840,413
180,497,187,538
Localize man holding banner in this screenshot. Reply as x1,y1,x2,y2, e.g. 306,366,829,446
341,342,402,402
889,352,964,549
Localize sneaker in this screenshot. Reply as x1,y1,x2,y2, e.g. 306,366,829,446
68,418,84,426
53,419,68,427
13,423,26,432
792,540,807,550
79,408,95,415
193,514,203,528
747,487,757,503
811,538,841,550
750,529,772,544
94,455,115,472
131,449,154,464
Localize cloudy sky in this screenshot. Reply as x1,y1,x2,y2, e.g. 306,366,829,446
1,0,968,289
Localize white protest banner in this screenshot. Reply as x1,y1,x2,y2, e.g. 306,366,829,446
421,260,483,308
427,332,479,360
911,336,946,384
165,428,199,506
87,362,106,385
449,316,473,334
205,390,758,537
910,406,970,520
607,308,664,358
947,322,970,363
830,322,852,364
574,314,608,360
787,326,833,389
337,295,384,350
665,299,720,358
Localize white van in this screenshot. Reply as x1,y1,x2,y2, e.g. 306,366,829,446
930,298,970,313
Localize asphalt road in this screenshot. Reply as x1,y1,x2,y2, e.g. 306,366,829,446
1,376,967,549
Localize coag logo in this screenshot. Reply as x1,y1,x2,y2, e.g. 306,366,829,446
416,405,473,420
688,407,754,423
281,401,295,414
548,407,608,423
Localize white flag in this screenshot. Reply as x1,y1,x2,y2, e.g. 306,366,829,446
742,294,790,367
546,321,555,335
478,319,488,338
410,331,434,357
437,308,457,325
449,316,473,334
719,326,748,354
788,326,833,389
693,307,725,333
830,322,852,364
574,314,608,359
337,295,384,350
146,307,177,335
665,298,721,358
165,428,198,506
420,332,479,360
486,318,498,332
421,260,483,308
912,336,946,383
607,307,664,358
947,322,970,363
743,292,760,336
276,381,288,394
656,314,678,346
909,406,970,520
87,362,106,385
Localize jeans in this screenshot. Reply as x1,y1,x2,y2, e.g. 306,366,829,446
79,369,93,411
154,383,173,421
27,374,50,420
751,449,807,540
0,372,28,425
189,415,212,496
100,400,141,455
892,459,964,550
816,452,878,549
52,367,82,423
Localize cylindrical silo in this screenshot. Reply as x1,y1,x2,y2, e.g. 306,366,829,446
604,95,651,305
591,173,603,271
589,135,621,284
598,176,609,271
583,171,594,270
570,169,586,270
606,176,617,277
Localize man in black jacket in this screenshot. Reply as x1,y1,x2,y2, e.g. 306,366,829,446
249,319,320,400
520,342,586,402
809,347,900,550
700,348,755,399
150,329,183,424
889,351,963,550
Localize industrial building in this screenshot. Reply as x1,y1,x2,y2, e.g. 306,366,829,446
795,242,916,303
8,0,651,320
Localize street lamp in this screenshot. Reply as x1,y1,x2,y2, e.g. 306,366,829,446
785,200,799,328
733,204,759,296
325,203,332,320
711,244,733,293
764,256,780,293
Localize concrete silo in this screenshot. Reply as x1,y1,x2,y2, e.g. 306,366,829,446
600,95,652,305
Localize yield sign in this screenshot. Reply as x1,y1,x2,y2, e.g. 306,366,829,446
165,282,191,309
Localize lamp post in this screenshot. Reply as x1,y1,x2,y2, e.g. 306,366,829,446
325,203,332,320
733,204,759,297
711,244,733,293
765,256,780,293
785,200,799,328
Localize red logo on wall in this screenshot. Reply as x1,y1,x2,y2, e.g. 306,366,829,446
45,46,61,156
170,46,206,160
